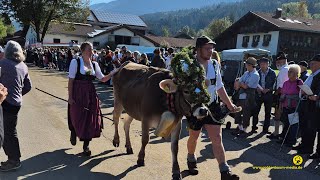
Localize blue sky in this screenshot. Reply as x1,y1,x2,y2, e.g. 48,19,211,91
90,0,114,5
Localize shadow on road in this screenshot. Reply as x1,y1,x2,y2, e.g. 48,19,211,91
0,149,130,180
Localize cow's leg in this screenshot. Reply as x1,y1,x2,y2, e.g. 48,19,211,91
124,116,134,154
171,120,182,180
137,120,149,166
113,95,123,147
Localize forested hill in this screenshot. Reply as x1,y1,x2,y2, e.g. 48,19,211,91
141,0,320,36
90,0,239,15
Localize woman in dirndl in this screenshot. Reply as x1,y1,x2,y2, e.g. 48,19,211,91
68,42,117,156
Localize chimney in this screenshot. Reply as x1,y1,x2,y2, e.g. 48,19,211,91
274,8,282,18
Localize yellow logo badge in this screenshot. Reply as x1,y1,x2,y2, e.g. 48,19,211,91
293,155,303,166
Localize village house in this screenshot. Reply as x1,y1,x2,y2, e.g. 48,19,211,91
25,10,195,49
215,8,320,62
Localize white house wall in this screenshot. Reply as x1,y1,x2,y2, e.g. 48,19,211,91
113,28,135,36
236,31,279,55
89,32,110,47
43,34,87,44
89,27,156,47
25,26,37,45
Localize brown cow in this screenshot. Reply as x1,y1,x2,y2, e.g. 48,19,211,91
112,62,209,180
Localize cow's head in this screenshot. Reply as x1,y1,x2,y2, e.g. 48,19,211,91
159,79,209,119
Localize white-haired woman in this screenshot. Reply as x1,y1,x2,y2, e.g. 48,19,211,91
277,64,303,147
0,41,32,171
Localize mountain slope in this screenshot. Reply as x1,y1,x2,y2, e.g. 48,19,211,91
90,0,239,15
141,0,320,36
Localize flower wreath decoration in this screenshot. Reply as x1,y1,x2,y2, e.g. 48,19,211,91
170,52,210,105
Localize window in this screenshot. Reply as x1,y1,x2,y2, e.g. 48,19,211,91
93,42,100,47
263,34,271,46
71,40,78,44
252,35,260,47
53,38,60,43
242,36,249,48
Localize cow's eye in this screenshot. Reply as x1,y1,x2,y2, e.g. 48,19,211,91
184,90,190,94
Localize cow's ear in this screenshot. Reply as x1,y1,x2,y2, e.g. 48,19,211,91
159,79,178,93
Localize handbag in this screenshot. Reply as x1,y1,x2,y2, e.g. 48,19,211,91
288,100,300,125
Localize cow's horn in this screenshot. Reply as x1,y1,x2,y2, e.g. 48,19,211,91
159,79,178,93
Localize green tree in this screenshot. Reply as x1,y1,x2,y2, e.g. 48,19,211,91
0,17,15,39
162,26,170,37
204,17,232,39
0,0,90,43
282,1,311,18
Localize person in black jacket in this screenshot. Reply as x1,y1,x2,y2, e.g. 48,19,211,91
252,58,276,133
150,48,165,68
298,61,309,82
294,55,320,158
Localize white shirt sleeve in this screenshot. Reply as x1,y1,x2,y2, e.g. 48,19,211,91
68,59,77,79
277,67,289,88
93,61,104,80
215,62,224,90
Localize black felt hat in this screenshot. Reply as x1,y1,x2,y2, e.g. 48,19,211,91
196,35,216,48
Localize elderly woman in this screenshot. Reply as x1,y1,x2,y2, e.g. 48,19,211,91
0,41,32,171
277,64,303,147
68,42,117,156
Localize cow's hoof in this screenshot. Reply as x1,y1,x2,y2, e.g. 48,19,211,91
126,147,133,155
172,174,182,180
113,140,120,147
137,159,145,167
226,122,231,130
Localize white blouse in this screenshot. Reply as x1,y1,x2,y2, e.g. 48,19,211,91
68,57,104,80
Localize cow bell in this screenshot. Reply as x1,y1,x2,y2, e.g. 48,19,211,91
154,111,177,138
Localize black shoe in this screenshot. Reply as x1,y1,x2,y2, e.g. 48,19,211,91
0,160,21,172
251,127,258,133
82,148,92,156
221,170,239,180
187,161,198,175
309,153,320,159
226,122,231,130
70,132,77,146
297,149,313,155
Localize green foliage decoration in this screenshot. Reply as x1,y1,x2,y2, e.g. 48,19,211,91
170,52,210,105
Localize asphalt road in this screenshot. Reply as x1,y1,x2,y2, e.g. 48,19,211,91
0,65,319,180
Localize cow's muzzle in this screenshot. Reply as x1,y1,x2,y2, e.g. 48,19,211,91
192,104,209,119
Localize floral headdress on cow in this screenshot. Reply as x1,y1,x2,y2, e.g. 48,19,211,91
170,52,210,105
